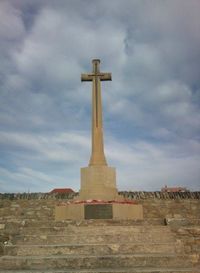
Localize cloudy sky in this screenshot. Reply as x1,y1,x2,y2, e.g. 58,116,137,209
0,0,200,193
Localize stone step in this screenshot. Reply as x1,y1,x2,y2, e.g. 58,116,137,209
0,268,199,273
4,242,177,256
12,233,175,245
0,219,165,227
1,218,200,226
8,226,173,235
0,254,194,270
24,222,171,232
0,223,168,229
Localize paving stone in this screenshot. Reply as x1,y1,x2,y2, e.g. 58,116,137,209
12,233,175,245
0,224,5,230
4,242,177,256
0,269,199,273
0,254,195,270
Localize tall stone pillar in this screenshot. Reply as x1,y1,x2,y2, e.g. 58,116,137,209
79,59,118,201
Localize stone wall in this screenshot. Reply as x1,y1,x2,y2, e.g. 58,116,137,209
0,192,77,200
0,199,56,221
0,191,199,200
139,199,200,223
120,191,200,223
0,192,199,222
119,191,200,200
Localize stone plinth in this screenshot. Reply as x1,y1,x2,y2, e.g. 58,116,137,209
55,202,143,221
55,204,84,220
79,166,119,201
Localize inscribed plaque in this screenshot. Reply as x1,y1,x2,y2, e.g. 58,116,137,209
84,204,113,219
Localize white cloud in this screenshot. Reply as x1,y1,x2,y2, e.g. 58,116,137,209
0,1,25,42
0,166,71,193
13,6,126,87
106,136,200,191
1,129,199,192
0,0,200,192
0,131,90,163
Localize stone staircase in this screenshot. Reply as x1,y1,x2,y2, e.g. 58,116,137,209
0,219,200,273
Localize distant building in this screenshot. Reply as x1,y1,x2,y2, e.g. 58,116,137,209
50,188,74,194
161,185,189,193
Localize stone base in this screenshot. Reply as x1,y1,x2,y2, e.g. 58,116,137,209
79,166,119,201
55,203,143,221
55,203,84,220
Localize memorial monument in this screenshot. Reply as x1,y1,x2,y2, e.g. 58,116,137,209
55,59,143,220
79,59,119,201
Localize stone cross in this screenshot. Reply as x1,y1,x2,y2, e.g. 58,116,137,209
81,59,112,166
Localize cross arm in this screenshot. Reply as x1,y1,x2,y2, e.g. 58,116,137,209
99,73,112,81
81,73,112,82
81,74,93,81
